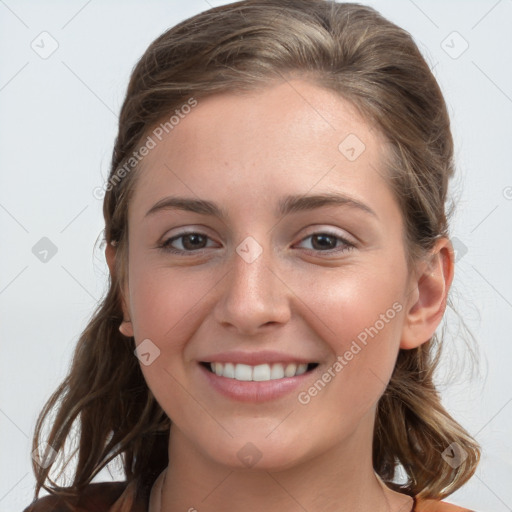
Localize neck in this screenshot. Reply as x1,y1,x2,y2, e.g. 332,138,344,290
157,415,413,512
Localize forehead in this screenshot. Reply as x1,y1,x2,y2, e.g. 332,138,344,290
129,79,394,221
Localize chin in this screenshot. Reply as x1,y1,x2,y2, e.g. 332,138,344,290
204,435,312,472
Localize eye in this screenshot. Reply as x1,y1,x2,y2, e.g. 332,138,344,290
158,230,355,256
295,232,355,254
159,231,217,254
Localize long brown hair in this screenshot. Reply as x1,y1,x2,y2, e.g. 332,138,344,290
31,0,480,505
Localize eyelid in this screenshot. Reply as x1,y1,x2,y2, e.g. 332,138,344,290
299,226,356,244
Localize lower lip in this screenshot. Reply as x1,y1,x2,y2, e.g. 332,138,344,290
198,363,319,403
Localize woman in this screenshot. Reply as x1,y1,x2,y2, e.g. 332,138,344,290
24,1,481,511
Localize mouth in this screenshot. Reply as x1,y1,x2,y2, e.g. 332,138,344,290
200,361,319,381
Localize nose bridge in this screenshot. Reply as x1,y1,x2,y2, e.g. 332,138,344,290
213,235,290,332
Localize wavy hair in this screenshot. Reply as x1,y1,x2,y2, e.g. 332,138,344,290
30,0,480,506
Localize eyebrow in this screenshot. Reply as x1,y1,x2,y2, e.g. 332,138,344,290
144,192,377,220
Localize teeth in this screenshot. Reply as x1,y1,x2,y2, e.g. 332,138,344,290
213,362,222,376
234,363,252,381
208,362,310,381
284,363,297,377
270,363,285,379
295,363,308,376
223,362,235,379
253,364,271,381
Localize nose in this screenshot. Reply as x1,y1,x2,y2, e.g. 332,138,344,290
213,240,291,335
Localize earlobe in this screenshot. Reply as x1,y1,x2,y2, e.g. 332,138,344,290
119,319,134,338
400,238,454,350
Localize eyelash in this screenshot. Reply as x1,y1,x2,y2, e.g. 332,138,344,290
158,230,356,256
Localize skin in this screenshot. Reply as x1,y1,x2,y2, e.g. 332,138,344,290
106,78,454,512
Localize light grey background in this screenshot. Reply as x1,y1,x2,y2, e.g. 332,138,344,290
1,1,511,511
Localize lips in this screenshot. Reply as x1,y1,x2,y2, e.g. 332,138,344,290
197,350,322,402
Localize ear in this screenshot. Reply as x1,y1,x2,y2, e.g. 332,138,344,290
105,241,134,338
400,237,454,350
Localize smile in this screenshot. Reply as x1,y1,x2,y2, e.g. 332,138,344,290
201,362,319,381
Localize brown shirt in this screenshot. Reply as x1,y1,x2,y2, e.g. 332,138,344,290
22,480,478,512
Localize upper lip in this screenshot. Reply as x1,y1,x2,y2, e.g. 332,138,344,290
199,350,318,366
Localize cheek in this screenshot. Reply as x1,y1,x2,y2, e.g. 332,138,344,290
128,256,212,346
126,257,222,400
127,262,212,418
304,262,406,344
297,264,406,406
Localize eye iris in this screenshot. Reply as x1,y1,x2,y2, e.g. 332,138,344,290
312,234,337,250
182,233,207,250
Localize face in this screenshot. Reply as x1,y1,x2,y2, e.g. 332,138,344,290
119,79,418,471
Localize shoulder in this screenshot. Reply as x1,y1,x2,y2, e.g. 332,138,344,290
416,497,479,512
22,481,142,512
